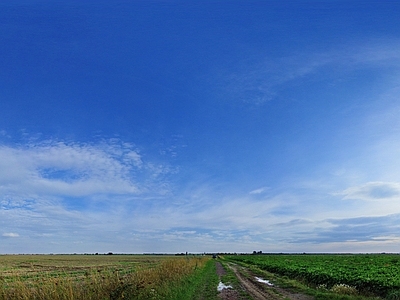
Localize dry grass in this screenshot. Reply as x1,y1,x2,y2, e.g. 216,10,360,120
0,254,209,300
330,283,358,296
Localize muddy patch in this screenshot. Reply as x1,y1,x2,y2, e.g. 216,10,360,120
217,262,314,300
215,261,227,276
215,261,242,300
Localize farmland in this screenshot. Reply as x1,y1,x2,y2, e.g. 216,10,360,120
0,254,218,300
2,253,400,300
225,253,400,299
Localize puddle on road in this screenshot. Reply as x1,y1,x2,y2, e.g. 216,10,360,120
217,282,233,291
255,277,274,286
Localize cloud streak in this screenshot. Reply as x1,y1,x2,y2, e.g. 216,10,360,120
2,232,19,238
341,182,400,201
0,139,173,200
220,40,400,106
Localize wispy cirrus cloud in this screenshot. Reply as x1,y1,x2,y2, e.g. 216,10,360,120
341,182,400,201
0,137,178,253
295,214,400,245
249,187,269,195
2,232,20,238
0,138,173,201
219,39,400,106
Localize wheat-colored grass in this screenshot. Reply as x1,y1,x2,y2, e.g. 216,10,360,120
0,255,209,300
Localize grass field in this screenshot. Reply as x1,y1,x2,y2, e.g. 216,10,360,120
0,254,218,300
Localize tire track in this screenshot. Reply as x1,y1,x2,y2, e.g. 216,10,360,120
227,263,282,300
217,261,314,300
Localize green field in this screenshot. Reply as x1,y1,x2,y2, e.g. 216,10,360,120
226,253,400,299
0,254,218,300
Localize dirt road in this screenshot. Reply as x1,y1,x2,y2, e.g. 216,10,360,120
216,261,314,300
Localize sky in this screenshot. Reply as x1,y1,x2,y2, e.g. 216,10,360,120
1,1,400,254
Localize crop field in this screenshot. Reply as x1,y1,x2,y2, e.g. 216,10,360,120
0,254,217,300
4,253,400,300
226,253,400,299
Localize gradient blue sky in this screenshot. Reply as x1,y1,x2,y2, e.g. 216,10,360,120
1,1,400,254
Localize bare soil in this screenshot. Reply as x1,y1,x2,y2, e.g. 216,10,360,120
216,261,314,300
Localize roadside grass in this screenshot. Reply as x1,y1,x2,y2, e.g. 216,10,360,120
164,258,220,300
0,255,213,300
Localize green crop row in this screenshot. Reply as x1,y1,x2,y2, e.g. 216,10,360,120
226,254,400,298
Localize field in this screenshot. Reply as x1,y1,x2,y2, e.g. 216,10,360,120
3,253,400,300
0,254,218,300
225,253,400,299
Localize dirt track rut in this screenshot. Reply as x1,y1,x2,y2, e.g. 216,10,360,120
216,261,314,300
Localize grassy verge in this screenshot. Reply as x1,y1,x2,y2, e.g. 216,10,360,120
164,258,220,300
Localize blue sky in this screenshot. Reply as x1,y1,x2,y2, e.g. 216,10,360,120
1,1,400,254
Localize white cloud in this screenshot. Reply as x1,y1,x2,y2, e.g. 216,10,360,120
2,131,400,253
341,182,400,201
0,139,171,200
2,232,19,238
249,187,269,194
0,137,180,253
